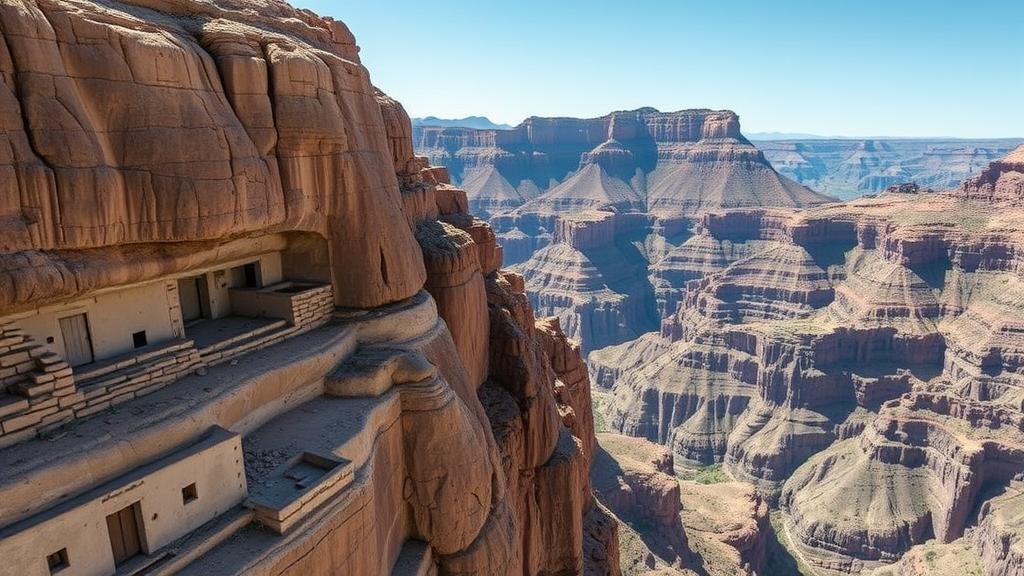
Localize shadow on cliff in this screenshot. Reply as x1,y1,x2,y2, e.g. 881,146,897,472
590,445,691,571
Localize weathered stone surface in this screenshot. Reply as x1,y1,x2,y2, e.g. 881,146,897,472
0,2,617,575
481,270,613,575
0,0,426,312
596,149,1024,575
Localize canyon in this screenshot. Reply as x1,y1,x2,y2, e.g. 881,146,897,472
0,1,1021,575
756,138,1023,200
589,148,1024,574
416,109,1024,575
414,110,832,353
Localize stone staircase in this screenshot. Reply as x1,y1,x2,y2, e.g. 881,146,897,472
74,339,202,414
195,319,294,367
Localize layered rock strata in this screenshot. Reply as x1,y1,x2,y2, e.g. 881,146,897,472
595,149,1024,575
415,109,832,352
591,432,769,576
757,138,1024,200
0,2,617,575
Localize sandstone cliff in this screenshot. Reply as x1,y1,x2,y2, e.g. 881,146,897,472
415,109,831,353
593,149,1024,575
0,2,617,575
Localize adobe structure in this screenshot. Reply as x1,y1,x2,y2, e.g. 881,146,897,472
0,1,617,575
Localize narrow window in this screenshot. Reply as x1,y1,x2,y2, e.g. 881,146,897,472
182,482,198,504
46,548,69,573
132,330,148,349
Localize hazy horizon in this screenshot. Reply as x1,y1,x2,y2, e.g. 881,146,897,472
410,114,1024,141
297,0,1024,139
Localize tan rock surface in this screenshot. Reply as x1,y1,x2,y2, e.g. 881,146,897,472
597,149,1024,575
0,0,425,312
0,2,617,575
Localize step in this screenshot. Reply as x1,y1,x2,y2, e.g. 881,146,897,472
0,394,29,420
195,319,289,357
74,339,194,383
200,323,299,367
75,342,197,392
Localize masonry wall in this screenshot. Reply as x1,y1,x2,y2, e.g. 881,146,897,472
16,282,179,364
0,428,245,576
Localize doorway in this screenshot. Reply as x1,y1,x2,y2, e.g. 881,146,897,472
58,313,94,367
177,276,211,324
105,502,143,566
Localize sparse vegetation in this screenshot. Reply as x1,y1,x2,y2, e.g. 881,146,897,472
694,463,729,484
591,392,609,433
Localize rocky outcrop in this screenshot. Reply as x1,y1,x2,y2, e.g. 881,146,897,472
958,144,1024,205
0,2,617,575
513,211,659,353
590,433,770,576
680,480,769,576
591,432,687,575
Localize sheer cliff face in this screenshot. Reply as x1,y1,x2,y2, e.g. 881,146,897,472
413,109,831,354
0,2,616,574
593,150,1024,575
0,0,425,311
414,108,829,222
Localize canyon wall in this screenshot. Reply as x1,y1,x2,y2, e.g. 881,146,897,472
0,2,617,575
592,148,1024,575
413,109,831,353
756,138,1024,200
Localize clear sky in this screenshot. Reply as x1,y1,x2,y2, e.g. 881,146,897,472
293,0,1023,138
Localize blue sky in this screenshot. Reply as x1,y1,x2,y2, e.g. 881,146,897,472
294,1,1023,137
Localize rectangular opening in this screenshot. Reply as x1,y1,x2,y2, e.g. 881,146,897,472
178,276,212,323
58,313,94,367
106,502,143,566
182,482,198,505
132,330,148,349
46,548,69,573
244,262,260,288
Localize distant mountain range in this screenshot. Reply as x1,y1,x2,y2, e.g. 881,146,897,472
748,131,1024,140
412,114,1023,200
755,137,1024,199
411,116,513,130
747,131,836,140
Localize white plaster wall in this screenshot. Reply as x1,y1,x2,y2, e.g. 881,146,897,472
0,429,246,576
15,282,177,364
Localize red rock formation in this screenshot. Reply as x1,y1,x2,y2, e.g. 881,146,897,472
0,0,426,311
958,144,1024,205
594,150,1024,574
0,2,617,575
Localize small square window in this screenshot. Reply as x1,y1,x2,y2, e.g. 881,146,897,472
47,548,69,573
132,330,148,349
182,483,198,505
